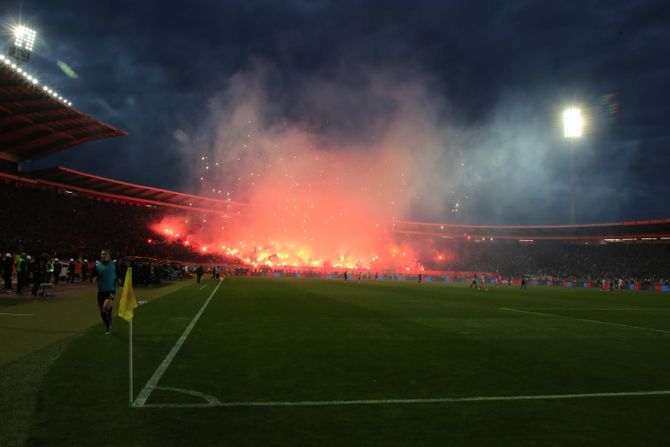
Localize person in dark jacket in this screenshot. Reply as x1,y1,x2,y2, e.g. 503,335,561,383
3,253,13,290
67,259,75,283
81,259,89,282
53,259,62,284
26,256,34,286
196,265,204,284
32,255,46,296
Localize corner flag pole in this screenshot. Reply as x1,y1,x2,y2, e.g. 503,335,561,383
118,266,138,408
129,317,133,407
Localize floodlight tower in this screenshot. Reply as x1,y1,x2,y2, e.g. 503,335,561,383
9,25,37,63
563,107,583,225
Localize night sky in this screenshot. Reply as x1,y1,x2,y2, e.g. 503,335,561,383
2,0,669,225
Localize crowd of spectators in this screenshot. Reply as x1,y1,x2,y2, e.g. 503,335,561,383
0,251,201,296
2,181,670,290
423,240,670,284
0,182,232,264
0,182,239,294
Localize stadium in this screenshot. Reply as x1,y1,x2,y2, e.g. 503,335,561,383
2,5,670,447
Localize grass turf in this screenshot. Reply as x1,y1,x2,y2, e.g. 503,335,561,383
19,278,670,446
0,280,191,447
0,280,191,367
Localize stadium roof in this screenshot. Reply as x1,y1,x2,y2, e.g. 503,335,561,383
1,165,244,215
0,62,126,162
1,163,668,241
393,219,670,241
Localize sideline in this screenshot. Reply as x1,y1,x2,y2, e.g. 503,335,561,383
139,389,670,408
510,307,670,311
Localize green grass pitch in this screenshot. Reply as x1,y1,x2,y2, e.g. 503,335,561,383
10,277,670,445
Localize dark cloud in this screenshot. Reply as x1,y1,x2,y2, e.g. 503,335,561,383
3,0,668,223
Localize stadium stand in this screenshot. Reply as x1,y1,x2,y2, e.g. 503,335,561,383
0,62,237,294
1,177,668,287
0,181,235,264
413,238,670,284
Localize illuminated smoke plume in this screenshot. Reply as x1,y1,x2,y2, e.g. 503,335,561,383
154,57,638,271
155,62,457,271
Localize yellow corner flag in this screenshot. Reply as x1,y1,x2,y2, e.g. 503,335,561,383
118,267,138,321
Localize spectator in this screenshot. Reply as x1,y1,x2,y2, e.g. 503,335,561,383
53,258,62,284
3,253,12,290
82,259,89,282
67,259,75,283
31,255,46,296
15,253,28,295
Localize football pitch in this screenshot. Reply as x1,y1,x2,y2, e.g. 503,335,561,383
22,278,670,445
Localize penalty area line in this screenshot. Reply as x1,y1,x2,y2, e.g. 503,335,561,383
138,389,670,409
134,279,224,407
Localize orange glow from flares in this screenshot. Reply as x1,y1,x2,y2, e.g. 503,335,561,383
150,86,447,272
152,213,424,271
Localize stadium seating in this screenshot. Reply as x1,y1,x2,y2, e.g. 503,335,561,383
2,181,668,285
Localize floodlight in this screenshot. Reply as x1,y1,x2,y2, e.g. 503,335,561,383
9,25,37,63
563,107,583,138
13,26,36,51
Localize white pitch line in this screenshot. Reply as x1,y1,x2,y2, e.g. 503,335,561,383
511,307,670,311
501,307,670,334
199,284,209,290
0,312,33,316
154,386,222,406
134,279,224,407
138,389,670,409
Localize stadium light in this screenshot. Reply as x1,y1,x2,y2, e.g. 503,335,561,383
563,107,583,138
14,25,36,51
9,25,37,63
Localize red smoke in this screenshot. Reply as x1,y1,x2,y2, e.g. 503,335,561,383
152,67,451,272
152,143,424,271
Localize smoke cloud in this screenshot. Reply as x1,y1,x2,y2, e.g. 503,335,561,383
155,59,636,269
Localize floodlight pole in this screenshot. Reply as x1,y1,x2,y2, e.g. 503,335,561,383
129,318,134,407
9,45,30,63
570,147,576,225
563,107,583,225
